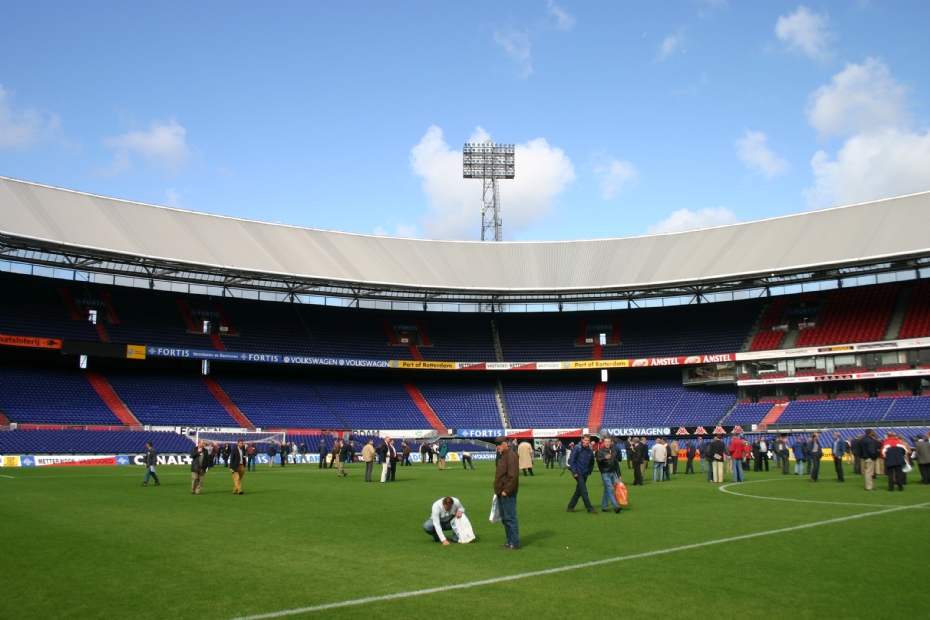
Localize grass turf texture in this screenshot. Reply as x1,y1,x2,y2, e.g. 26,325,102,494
1,461,928,619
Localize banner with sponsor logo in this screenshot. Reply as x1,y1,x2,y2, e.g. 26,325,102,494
737,368,930,386
0,333,62,349
389,360,456,370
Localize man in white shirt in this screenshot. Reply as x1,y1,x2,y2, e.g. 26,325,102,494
423,496,465,545
652,439,668,483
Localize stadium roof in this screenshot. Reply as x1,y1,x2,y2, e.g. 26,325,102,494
1,175,929,304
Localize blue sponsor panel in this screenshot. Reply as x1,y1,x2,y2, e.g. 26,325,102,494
146,347,389,369
116,456,131,466
19,456,36,467
456,429,505,439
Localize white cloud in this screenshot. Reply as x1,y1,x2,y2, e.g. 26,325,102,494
804,127,930,207
735,130,790,179
494,30,533,78
165,188,183,207
657,35,683,61
647,207,737,234
547,0,576,30
594,157,638,199
100,118,191,175
775,5,832,61
802,59,930,207
805,58,909,139
410,125,575,240
0,83,60,150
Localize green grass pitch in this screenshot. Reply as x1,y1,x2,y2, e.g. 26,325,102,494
1,459,928,619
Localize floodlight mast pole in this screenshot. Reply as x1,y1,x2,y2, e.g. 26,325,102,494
463,141,515,241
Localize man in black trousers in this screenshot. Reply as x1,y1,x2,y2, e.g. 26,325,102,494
630,437,646,486
808,433,823,482
566,434,596,514
685,441,696,474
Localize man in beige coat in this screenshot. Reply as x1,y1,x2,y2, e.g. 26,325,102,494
361,439,376,482
518,440,535,476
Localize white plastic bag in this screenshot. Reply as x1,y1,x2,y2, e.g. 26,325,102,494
451,514,476,543
489,494,501,523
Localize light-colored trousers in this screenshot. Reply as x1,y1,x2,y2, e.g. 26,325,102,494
191,470,205,494
381,461,390,482
862,458,876,490
232,466,245,493
712,460,725,483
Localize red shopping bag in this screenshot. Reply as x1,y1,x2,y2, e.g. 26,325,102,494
614,481,628,506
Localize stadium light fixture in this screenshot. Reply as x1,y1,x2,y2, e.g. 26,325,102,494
463,141,514,242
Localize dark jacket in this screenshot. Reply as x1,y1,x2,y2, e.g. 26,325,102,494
228,444,245,470
494,447,519,496
568,444,595,476
190,446,205,473
831,437,846,458
339,442,350,462
144,448,158,467
318,442,328,456
632,442,648,463
686,444,696,458
595,445,621,474
807,439,823,459
708,439,727,460
857,435,880,460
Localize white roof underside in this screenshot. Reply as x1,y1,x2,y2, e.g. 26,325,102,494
1,175,928,296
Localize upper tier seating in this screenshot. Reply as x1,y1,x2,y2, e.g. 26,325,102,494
725,402,776,425
0,364,122,425
796,283,899,346
899,280,930,339
0,429,193,454
309,377,431,430
749,296,789,351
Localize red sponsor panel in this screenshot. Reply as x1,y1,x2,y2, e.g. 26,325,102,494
0,333,62,349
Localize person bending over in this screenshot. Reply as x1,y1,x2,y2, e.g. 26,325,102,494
423,496,465,545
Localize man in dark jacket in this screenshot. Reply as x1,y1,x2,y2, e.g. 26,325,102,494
856,429,881,490
229,439,246,495
595,436,623,513
631,437,647,486
831,432,846,482
267,441,277,469
685,441,696,474
318,440,328,469
708,435,727,483
808,433,823,482
142,441,160,487
566,434,596,514
279,441,289,467
850,434,863,475
190,440,208,494
494,437,520,549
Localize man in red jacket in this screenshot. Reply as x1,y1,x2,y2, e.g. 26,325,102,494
729,434,747,483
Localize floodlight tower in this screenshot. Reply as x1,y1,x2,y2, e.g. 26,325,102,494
463,141,515,241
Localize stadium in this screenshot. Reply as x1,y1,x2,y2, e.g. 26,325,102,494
1,175,929,618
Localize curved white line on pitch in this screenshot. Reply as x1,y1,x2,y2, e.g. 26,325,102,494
228,502,928,620
718,478,917,508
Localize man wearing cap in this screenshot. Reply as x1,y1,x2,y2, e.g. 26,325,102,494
494,437,520,549
423,496,465,545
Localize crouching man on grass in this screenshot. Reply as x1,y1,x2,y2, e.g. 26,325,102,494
423,496,465,545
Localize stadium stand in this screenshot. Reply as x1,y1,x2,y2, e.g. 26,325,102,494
0,363,124,426
213,375,347,429
501,375,593,428
724,402,775,425
0,429,193,454
796,283,899,346
748,296,789,351
898,279,930,338
104,371,241,427
600,376,736,427
416,378,501,430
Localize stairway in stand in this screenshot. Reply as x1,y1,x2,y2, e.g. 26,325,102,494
85,372,141,426
587,382,607,430
757,403,789,429
404,383,448,434
202,377,255,428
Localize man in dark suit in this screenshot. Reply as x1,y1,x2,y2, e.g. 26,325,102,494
831,432,846,482
229,439,246,495
808,433,823,482
685,441,696,474
631,437,647,486
850,434,862,475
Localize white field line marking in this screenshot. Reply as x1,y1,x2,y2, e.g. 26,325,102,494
0,474,14,479
718,478,913,508
228,502,928,620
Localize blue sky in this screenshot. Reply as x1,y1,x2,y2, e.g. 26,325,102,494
1,1,928,241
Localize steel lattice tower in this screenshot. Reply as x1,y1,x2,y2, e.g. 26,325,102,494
463,141,515,241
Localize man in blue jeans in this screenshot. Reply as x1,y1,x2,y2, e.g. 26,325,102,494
595,436,623,514
567,434,597,514
494,437,520,549
142,442,160,487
